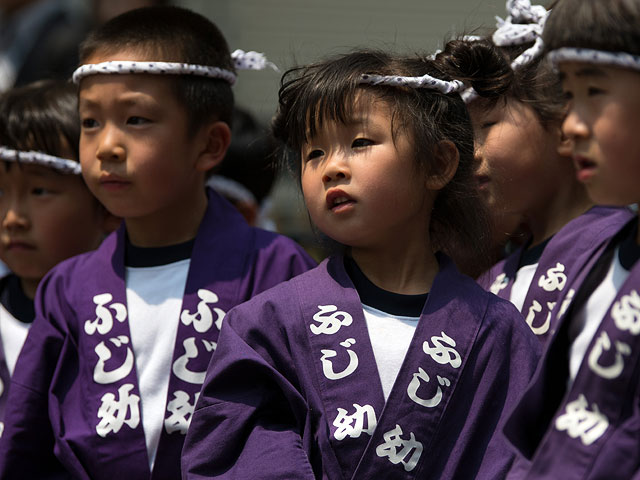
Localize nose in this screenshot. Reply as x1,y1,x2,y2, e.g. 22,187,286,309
2,198,29,231
321,152,350,184
562,107,589,141
96,123,126,163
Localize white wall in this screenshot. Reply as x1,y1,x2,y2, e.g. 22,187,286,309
175,0,504,123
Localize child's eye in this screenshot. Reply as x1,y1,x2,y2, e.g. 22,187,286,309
31,187,54,196
306,149,324,161
479,121,497,130
81,118,99,129
127,116,150,125
587,87,606,96
351,138,374,148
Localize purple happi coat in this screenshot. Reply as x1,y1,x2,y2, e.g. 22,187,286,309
182,253,541,480
504,214,640,479
479,206,634,343
0,189,316,480
0,304,12,434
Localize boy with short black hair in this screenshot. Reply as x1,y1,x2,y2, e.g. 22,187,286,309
503,0,640,477
0,6,315,479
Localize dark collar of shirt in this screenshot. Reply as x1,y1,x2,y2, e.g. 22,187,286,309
344,255,428,317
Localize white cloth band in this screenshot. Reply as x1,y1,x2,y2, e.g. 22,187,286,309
492,0,549,70
461,0,548,103
0,146,81,174
72,49,278,84
547,48,640,72
359,73,465,94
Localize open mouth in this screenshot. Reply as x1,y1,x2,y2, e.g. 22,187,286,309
326,190,355,212
574,155,597,181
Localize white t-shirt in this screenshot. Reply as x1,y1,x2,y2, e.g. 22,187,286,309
0,303,30,376
509,262,538,312
363,304,419,401
125,259,190,471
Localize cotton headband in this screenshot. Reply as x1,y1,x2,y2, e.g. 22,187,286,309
72,49,278,84
359,73,465,95
547,48,640,72
0,146,81,175
462,0,549,103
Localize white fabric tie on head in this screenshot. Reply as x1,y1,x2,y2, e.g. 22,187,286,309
0,146,81,174
462,0,549,103
547,48,640,72
492,0,549,70
72,49,278,84
358,73,465,95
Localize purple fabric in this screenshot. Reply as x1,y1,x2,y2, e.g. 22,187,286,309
182,254,541,479
504,215,640,479
0,189,316,480
0,318,10,434
479,206,634,343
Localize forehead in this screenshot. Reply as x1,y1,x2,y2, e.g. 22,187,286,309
79,47,180,101
305,91,391,138
0,162,69,179
557,61,613,81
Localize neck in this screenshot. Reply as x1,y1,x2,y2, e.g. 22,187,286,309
350,241,438,295
125,188,208,247
19,277,38,300
526,181,593,247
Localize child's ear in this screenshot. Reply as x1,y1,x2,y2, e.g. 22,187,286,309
195,121,232,172
426,140,459,190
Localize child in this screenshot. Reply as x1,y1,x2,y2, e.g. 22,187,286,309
182,50,541,479
0,6,315,479
0,79,114,434
501,0,640,477
436,0,632,343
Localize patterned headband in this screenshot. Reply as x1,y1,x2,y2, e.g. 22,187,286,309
463,0,548,103
547,48,640,72
0,146,81,174
72,49,278,84
359,73,465,95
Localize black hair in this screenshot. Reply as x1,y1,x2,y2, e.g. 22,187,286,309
0,79,79,160
272,49,490,272
543,0,640,55
435,32,564,129
215,108,276,204
79,5,235,131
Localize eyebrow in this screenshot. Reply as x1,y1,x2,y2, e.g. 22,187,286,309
559,66,610,80
78,92,156,109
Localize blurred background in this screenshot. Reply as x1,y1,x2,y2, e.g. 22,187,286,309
0,0,504,258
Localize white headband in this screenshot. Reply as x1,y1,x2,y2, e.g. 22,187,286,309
492,0,548,70
72,49,278,84
0,146,81,174
547,48,640,72
359,73,465,95
463,0,548,104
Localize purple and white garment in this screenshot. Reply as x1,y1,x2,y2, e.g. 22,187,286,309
182,253,541,479
504,215,640,479
479,206,633,343
0,189,316,480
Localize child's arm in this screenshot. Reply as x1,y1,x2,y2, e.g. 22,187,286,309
182,303,318,480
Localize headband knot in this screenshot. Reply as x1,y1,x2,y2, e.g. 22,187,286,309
492,0,549,69
231,49,279,72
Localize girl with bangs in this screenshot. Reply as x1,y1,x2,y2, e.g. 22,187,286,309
183,50,540,480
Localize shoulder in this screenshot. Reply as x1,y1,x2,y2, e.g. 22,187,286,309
225,262,325,328
555,205,634,246
480,291,540,355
